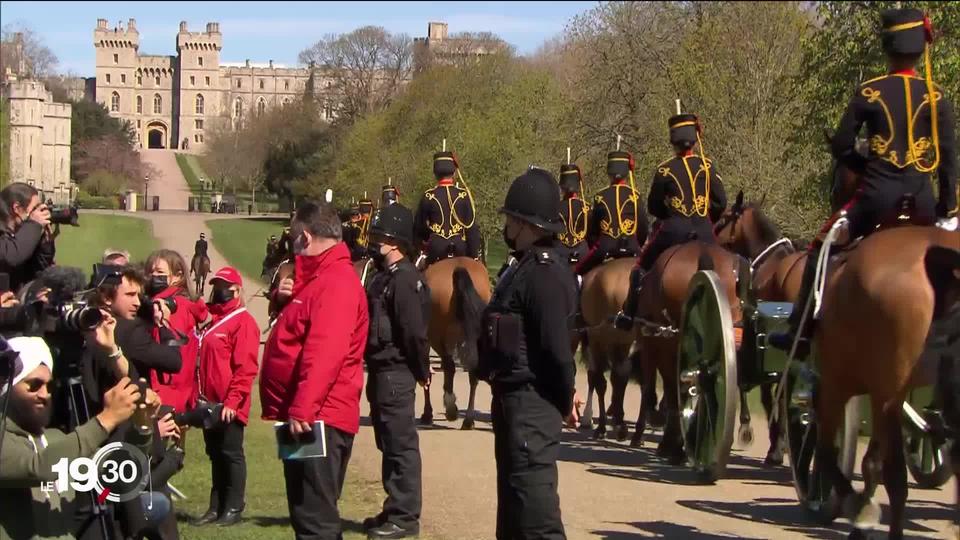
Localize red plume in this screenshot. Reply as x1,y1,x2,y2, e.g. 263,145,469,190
923,15,934,43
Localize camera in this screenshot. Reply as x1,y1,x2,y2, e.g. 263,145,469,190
56,302,103,332
50,205,79,227
174,399,223,429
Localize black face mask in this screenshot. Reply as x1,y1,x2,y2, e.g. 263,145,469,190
210,288,235,305
502,225,519,251
147,275,169,296
367,242,387,267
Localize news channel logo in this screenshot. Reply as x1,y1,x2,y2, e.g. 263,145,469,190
46,442,149,503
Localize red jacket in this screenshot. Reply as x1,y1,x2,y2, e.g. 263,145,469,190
260,243,368,434
150,287,209,412
198,298,260,424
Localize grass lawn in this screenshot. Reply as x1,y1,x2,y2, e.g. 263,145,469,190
206,218,288,282
56,214,157,279
175,153,206,195
172,386,385,540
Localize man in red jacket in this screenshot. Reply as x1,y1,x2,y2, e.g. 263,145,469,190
260,200,369,540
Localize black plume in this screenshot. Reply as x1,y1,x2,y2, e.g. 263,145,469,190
36,266,89,304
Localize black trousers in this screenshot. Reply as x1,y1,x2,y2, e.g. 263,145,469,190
639,218,715,271
492,386,566,540
425,236,467,263
576,236,638,276
367,367,423,528
203,421,247,512
282,425,355,540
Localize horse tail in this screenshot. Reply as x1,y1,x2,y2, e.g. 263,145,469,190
697,246,715,272
453,266,486,372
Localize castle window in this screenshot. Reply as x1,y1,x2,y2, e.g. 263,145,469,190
137,75,142,85
199,134,204,143
190,76,195,86
121,74,126,84
136,95,142,113
198,56,204,67
113,53,119,64
137,120,141,128
195,119,204,130
111,91,120,112
205,76,210,86
284,80,290,90
257,98,266,117
29,155,33,169
236,79,241,88
155,76,160,86
324,104,333,119
259,79,264,90
106,74,111,84
195,94,204,115
233,97,243,118
153,94,162,114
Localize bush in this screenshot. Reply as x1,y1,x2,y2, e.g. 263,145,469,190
82,169,128,197
75,189,119,209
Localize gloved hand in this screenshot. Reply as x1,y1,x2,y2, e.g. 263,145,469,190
937,217,958,231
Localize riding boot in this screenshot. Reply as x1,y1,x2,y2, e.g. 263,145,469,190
614,266,644,331
768,246,820,355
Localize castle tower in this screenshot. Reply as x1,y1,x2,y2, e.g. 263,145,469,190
93,18,139,121
5,81,46,186
176,21,222,150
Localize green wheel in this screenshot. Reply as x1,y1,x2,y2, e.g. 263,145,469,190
677,270,739,484
903,388,952,489
784,362,860,524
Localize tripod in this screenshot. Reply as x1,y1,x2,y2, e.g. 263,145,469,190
66,374,115,540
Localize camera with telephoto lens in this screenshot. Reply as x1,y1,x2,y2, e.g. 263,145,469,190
49,205,79,227
174,398,223,429
31,300,103,334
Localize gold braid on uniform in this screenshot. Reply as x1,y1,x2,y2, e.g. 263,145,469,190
561,197,589,246
450,168,477,229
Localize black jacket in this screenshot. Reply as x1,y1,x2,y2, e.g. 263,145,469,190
648,155,727,224
0,222,55,292
588,183,648,247
414,182,481,255
364,259,431,382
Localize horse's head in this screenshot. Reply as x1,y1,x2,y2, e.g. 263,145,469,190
714,190,748,254
714,190,783,260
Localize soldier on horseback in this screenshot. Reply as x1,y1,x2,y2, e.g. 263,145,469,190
769,7,958,352
558,162,590,265
413,151,481,266
574,150,648,276
195,232,208,258
342,203,366,261
615,112,727,330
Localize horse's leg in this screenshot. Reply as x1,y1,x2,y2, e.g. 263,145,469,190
632,349,656,448
589,366,608,440
580,370,595,432
441,353,459,422
610,352,631,441
461,372,478,430
845,399,885,532
738,389,755,448
881,403,907,540
657,348,686,465
420,383,433,426
762,382,785,466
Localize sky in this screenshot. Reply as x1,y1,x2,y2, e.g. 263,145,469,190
0,1,596,76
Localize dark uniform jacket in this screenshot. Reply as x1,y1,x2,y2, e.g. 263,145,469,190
194,239,208,257
414,181,481,256
364,259,431,383
559,195,589,263
477,240,577,415
832,72,958,219
588,182,648,248
648,155,727,225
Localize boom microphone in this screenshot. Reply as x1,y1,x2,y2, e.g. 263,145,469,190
36,266,89,304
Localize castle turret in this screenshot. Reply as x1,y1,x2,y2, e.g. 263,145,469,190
175,21,222,149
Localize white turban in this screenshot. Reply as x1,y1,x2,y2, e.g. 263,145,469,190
0,336,54,397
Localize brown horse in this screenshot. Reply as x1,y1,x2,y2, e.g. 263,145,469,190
420,257,490,429
579,257,641,440
191,254,211,297
630,242,740,460
813,226,959,538
714,193,807,465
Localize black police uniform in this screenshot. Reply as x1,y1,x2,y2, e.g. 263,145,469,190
413,151,482,264
575,152,648,276
641,152,727,270
364,204,430,536
478,168,577,540
769,8,959,351
195,237,208,258
558,164,590,266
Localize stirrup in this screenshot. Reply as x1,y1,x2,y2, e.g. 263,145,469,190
613,311,634,331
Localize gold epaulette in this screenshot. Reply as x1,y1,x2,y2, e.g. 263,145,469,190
656,156,675,168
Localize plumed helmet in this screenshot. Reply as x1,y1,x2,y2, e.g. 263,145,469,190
881,8,931,56
668,113,700,147
369,203,414,246
433,151,458,179
558,163,582,194
501,167,565,233
606,150,634,180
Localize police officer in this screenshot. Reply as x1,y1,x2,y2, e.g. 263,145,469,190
195,232,209,258
769,7,958,352
616,113,727,330
413,151,481,265
558,163,590,266
574,151,648,276
477,167,579,540
362,203,431,539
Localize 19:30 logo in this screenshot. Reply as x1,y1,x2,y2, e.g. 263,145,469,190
46,442,149,503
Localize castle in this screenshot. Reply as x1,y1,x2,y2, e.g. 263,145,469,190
93,18,333,152
2,80,72,201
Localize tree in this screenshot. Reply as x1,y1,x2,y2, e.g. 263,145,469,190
0,23,58,79
299,26,413,125
70,99,136,147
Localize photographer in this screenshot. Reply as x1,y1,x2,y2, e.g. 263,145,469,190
193,267,259,527
0,336,142,540
0,183,56,292
145,250,210,413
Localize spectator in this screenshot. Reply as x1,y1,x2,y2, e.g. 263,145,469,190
193,267,259,527
145,249,210,413
103,249,131,267
261,201,368,540
0,183,56,292
0,336,142,540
